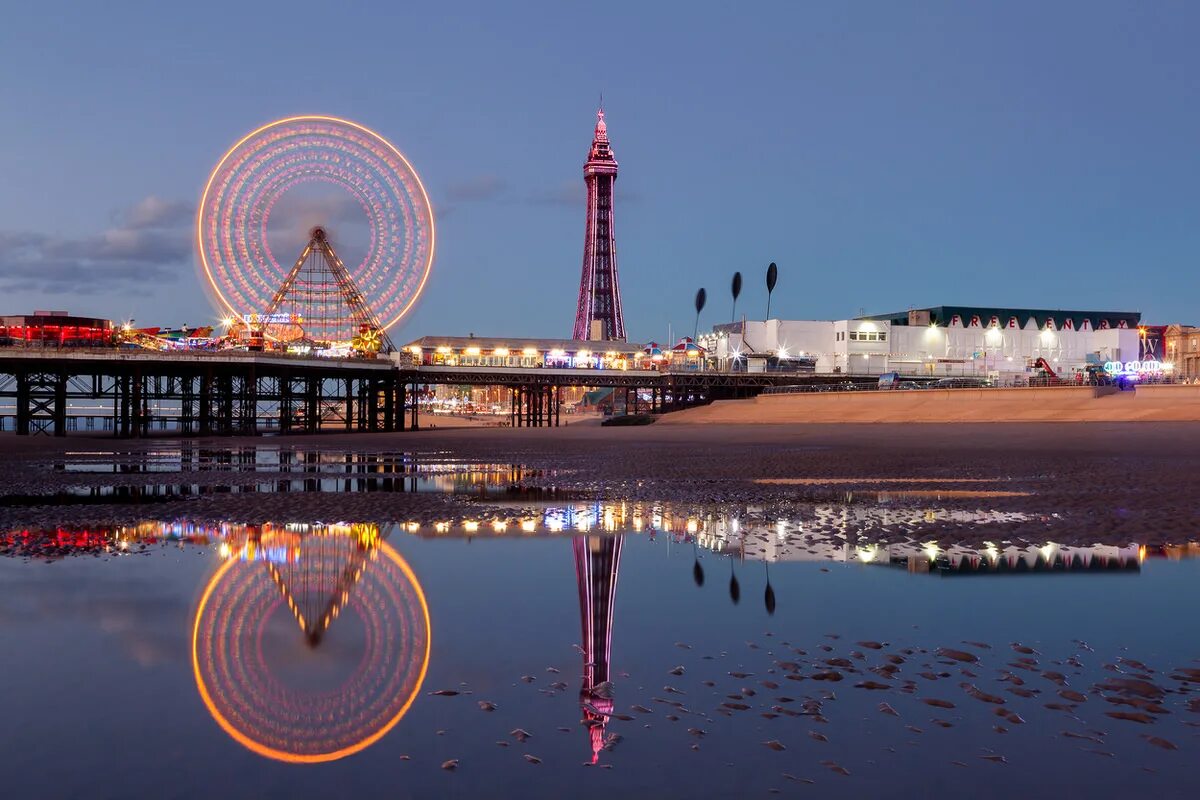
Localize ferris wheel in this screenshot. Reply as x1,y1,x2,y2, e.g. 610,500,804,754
196,115,435,345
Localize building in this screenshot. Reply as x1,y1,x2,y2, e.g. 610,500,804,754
402,336,652,370
0,311,113,347
573,108,626,342
1165,324,1200,379
703,305,1147,380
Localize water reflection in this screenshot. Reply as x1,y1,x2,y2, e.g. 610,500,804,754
4,512,1200,794
191,524,429,763
27,456,547,504
574,535,622,763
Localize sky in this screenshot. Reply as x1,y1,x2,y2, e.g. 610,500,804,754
1,0,1198,342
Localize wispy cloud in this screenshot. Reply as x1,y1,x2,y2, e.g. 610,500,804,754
121,195,194,230
435,174,509,220
444,174,508,203
527,180,583,207
525,180,639,208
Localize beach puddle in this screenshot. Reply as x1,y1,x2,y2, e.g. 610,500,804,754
754,477,1006,486
3,480,1199,797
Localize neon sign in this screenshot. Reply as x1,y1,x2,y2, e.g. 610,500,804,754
242,313,302,325
1104,360,1163,375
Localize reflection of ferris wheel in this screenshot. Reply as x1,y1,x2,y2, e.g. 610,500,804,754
192,528,430,763
197,115,435,345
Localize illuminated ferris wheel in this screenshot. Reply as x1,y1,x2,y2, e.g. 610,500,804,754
196,115,435,346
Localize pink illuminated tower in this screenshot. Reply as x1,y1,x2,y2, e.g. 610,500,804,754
574,533,623,763
572,108,626,341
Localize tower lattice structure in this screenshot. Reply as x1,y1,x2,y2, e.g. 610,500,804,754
573,109,626,341
574,533,623,763
258,226,394,351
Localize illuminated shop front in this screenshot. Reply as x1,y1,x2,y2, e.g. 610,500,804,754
402,336,656,371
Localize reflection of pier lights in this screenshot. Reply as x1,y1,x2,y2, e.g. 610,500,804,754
574,534,623,763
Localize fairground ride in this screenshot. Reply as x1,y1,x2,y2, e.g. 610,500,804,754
196,115,436,355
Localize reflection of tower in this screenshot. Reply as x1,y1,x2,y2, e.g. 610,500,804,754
574,534,623,763
572,108,626,342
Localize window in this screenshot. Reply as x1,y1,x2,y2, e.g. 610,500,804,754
848,331,887,342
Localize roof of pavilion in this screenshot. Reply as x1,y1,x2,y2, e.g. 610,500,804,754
860,306,1142,330
402,335,646,354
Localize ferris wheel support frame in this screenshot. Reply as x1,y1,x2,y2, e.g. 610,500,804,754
257,226,396,353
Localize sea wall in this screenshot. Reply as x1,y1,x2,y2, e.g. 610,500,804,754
661,383,1200,424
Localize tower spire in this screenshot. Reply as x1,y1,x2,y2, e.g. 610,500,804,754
573,105,625,341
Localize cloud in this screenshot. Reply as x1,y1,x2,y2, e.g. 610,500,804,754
0,196,194,295
443,175,508,204
527,180,583,207
122,195,194,230
434,174,509,221
525,180,639,208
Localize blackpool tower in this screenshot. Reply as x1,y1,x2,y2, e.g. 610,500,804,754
572,108,626,341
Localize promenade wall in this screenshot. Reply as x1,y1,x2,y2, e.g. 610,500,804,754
661,384,1200,424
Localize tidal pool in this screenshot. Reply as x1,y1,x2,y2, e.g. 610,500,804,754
1,512,1197,799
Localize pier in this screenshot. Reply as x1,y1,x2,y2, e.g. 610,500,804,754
0,347,836,436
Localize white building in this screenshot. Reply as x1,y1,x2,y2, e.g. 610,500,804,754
702,306,1145,380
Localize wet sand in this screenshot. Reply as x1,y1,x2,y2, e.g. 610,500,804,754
0,422,1197,547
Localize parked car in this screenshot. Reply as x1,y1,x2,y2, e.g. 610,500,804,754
932,377,993,389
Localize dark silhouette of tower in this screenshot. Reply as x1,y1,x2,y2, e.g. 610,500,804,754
574,533,623,763
572,108,626,341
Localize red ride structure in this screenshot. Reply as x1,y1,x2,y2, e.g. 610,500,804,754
573,108,626,342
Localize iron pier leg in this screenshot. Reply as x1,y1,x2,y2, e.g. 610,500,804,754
118,374,127,437
199,369,212,436
241,367,258,435
15,370,30,436
399,381,407,432
131,370,143,438
53,370,67,436
306,377,319,434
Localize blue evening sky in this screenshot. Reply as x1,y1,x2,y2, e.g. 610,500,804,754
1,0,1198,341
